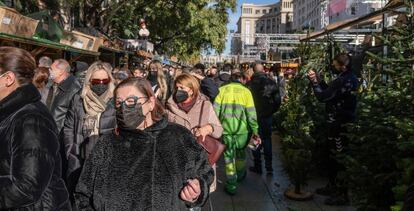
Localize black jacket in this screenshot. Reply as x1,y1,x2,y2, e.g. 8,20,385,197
0,84,71,211
312,70,358,123
75,117,214,210
215,73,231,87
62,94,116,182
248,72,281,118
200,77,219,102
49,75,82,132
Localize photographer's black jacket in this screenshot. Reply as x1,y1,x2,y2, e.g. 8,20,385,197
312,70,359,123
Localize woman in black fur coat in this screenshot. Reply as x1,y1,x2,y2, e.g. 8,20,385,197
75,78,214,210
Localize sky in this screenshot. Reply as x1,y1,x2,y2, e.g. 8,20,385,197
223,0,279,55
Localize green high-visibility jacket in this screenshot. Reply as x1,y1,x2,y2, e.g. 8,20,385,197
214,82,258,135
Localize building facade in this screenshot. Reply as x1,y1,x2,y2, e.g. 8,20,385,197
231,0,294,55
200,55,237,66
292,0,329,31
292,0,385,32
328,0,385,24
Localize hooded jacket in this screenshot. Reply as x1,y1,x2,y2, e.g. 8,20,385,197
248,72,281,118
0,84,71,211
214,82,258,135
74,118,214,210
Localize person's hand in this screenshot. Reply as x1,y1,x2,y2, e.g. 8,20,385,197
193,124,213,142
251,134,262,145
307,69,319,84
180,179,201,203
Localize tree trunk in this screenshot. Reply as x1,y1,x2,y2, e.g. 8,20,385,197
295,183,301,194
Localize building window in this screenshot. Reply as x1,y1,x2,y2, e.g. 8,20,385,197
243,8,252,14
245,20,251,44
262,9,267,14
351,7,356,15
256,10,260,14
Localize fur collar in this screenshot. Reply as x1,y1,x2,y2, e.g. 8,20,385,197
0,84,40,120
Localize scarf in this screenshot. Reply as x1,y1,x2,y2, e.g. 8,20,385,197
178,96,197,113
81,63,115,137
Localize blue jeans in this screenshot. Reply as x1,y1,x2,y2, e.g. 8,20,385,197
252,116,273,171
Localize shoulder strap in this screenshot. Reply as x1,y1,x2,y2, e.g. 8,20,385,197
198,100,205,127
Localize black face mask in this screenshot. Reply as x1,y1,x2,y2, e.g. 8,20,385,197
116,101,147,130
174,90,189,103
91,84,109,96
148,71,158,86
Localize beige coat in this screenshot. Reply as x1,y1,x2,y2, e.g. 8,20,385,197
166,94,222,192
166,94,223,139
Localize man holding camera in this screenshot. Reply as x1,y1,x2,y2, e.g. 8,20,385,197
308,53,359,205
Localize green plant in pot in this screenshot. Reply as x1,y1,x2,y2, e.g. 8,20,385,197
281,61,323,200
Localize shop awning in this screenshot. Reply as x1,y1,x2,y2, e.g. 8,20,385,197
0,32,100,56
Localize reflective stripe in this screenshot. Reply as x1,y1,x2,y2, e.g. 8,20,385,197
246,106,256,113
221,103,246,111
221,112,245,119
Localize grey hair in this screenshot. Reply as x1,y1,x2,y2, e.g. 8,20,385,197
54,59,71,73
38,56,52,68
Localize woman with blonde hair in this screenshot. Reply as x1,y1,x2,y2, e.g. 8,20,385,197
62,61,117,205
148,60,169,104
166,73,223,196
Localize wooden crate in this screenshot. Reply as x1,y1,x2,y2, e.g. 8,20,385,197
0,7,20,35
16,15,39,38
60,30,102,52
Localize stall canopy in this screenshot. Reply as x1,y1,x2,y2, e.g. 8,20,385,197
27,10,64,42
300,0,405,41
0,32,100,56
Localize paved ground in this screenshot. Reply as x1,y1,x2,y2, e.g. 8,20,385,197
202,133,356,211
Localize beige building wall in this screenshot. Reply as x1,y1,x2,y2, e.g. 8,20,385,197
234,1,294,52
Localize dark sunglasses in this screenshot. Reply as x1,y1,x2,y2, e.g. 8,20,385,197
115,96,148,108
90,78,111,85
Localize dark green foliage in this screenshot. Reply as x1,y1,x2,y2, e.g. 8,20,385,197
277,43,327,193
340,1,414,210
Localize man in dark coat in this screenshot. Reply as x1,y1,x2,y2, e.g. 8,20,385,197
45,59,82,132
0,47,71,210
192,63,219,102
215,63,232,87
248,63,281,175
308,53,359,205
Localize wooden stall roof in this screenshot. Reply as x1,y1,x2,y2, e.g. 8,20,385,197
300,0,405,41
0,33,100,56
100,46,134,55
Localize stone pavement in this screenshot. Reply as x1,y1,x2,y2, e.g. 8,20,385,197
202,133,356,211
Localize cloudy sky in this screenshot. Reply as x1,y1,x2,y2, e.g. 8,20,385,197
223,0,279,54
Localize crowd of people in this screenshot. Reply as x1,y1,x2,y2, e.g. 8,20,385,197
0,46,283,210
3,45,396,210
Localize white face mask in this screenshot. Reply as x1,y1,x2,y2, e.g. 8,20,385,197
48,68,56,81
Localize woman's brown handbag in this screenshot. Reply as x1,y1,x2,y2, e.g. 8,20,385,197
195,101,225,165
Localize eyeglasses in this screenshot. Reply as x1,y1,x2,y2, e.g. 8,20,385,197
90,78,111,85
0,71,9,78
115,96,148,108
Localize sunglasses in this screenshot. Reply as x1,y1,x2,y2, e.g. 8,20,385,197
90,78,111,85
115,96,148,108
